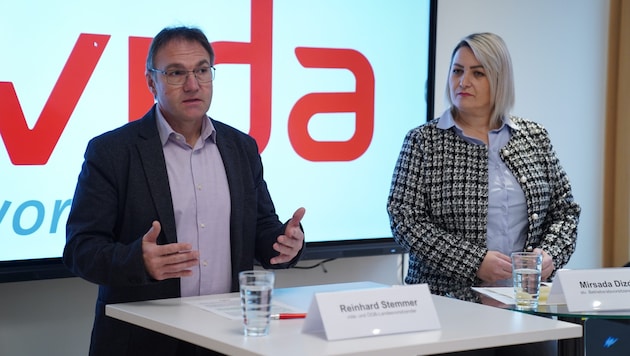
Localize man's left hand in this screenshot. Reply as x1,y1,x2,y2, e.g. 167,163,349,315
270,207,306,264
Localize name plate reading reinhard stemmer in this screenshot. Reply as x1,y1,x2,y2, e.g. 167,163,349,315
301,284,440,340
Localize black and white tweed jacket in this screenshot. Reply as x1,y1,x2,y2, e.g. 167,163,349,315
387,115,580,302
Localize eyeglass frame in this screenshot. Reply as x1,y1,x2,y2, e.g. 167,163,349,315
148,66,216,85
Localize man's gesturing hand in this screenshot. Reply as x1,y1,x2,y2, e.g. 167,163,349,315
142,221,200,280
271,207,306,265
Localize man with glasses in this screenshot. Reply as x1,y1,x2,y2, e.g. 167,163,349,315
63,26,306,356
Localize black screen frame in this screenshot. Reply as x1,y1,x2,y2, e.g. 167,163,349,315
0,258,75,283
0,0,437,282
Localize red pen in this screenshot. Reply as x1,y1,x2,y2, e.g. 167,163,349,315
270,313,307,320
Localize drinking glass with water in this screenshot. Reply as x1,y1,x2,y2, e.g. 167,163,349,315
511,252,542,309
239,270,275,336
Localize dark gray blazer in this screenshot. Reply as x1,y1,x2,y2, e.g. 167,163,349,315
64,106,301,355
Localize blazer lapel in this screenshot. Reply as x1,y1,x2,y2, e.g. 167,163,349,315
214,123,244,270
136,106,178,244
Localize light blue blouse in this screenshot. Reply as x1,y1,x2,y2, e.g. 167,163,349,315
438,112,528,264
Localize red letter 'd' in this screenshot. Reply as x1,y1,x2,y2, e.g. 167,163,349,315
128,0,273,153
288,47,375,161
212,0,273,152
0,34,109,165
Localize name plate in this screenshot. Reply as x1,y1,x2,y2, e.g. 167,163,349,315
550,268,630,312
301,284,440,340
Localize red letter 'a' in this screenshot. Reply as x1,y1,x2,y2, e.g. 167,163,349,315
288,47,375,161
0,34,109,165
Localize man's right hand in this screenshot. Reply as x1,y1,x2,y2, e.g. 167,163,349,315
142,221,200,280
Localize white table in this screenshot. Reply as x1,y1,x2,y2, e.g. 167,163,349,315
106,282,582,356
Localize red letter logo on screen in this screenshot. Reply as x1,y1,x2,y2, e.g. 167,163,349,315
0,34,109,165
288,47,374,161
0,0,375,164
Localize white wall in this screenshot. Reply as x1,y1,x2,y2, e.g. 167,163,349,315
0,1,610,355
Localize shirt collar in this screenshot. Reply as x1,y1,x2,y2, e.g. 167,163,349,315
436,109,520,132
155,106,217,146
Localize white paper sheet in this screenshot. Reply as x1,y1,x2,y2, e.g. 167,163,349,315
472,284,556,306
186,297,305,320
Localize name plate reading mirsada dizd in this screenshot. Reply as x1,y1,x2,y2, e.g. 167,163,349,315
552,268,630,312
301,284,440,340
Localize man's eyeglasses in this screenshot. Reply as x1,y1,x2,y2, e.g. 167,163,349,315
149,66,215,85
